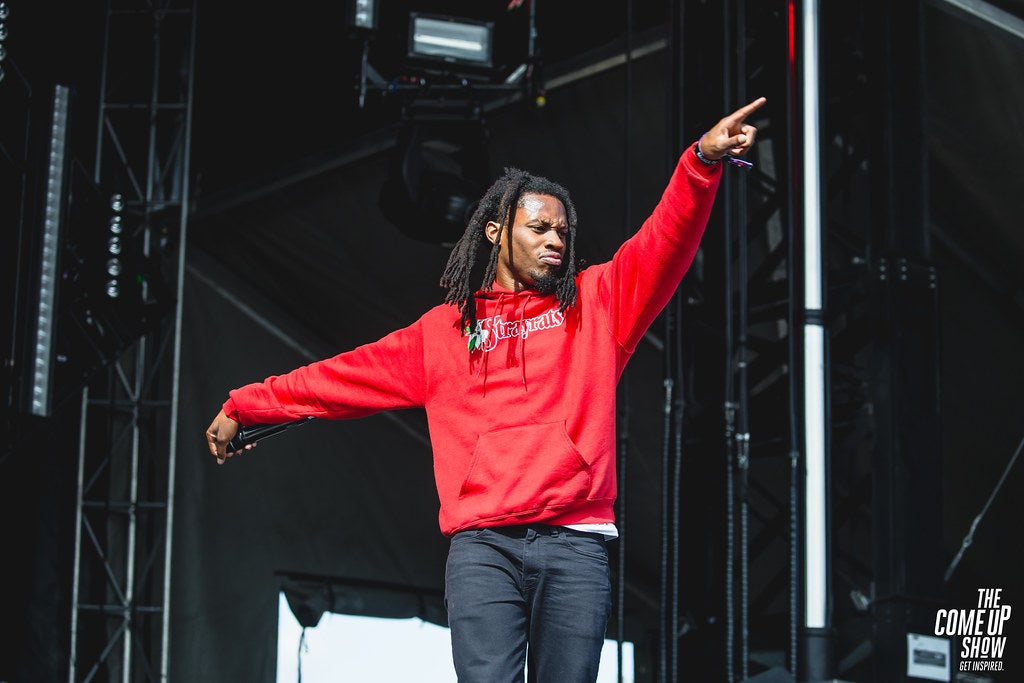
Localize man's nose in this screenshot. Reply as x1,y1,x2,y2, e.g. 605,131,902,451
547,230,565,250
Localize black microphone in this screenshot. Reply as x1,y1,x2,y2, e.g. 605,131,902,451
227,417,314,453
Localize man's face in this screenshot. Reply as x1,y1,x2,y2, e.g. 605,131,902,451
485,193,568,293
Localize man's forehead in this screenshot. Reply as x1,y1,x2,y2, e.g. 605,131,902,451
516,193,566,221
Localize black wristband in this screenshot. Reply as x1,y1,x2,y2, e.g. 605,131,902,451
693,139,721,166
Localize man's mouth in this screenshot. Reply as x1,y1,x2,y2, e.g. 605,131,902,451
539,252,563,267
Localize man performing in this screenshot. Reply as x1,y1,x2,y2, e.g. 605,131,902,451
206,96,765,682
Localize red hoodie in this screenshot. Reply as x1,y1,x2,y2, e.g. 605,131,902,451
223,148,721,535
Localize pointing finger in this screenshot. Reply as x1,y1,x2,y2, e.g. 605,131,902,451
725,96,767,124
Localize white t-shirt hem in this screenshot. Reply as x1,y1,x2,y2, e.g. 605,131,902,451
565,522,618,540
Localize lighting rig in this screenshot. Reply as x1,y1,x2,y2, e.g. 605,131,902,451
347,2,545,245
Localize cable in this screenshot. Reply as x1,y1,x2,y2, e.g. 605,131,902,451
720,93,739,683
785,0,801,674
944,432,1023,583
617,391,630,683
617,4,634,681
671,293,686,683
731,2,753,676
660,0,682,676
659,376,673,683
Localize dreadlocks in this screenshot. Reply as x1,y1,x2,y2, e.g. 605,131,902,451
439,167,580,335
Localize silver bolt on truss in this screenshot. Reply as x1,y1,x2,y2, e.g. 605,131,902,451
69,1,196,681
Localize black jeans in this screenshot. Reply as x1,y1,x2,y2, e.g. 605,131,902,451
445,524,612,683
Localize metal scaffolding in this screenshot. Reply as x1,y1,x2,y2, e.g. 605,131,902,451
684,2,940,681
676,1,800,679
69,1,195,680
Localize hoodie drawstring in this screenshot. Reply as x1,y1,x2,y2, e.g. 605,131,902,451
519,293,530,388
471,291,537,392
476,293,507,395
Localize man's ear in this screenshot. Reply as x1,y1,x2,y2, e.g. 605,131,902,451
484,220,501,246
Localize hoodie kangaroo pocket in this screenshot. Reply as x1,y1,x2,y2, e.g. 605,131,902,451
458,421,592,523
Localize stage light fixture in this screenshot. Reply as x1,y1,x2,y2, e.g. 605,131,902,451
105,194,125,298
379,115,491,245
348,0,377,32
29,84,70,417
0,2,7,84
408,13,494,69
